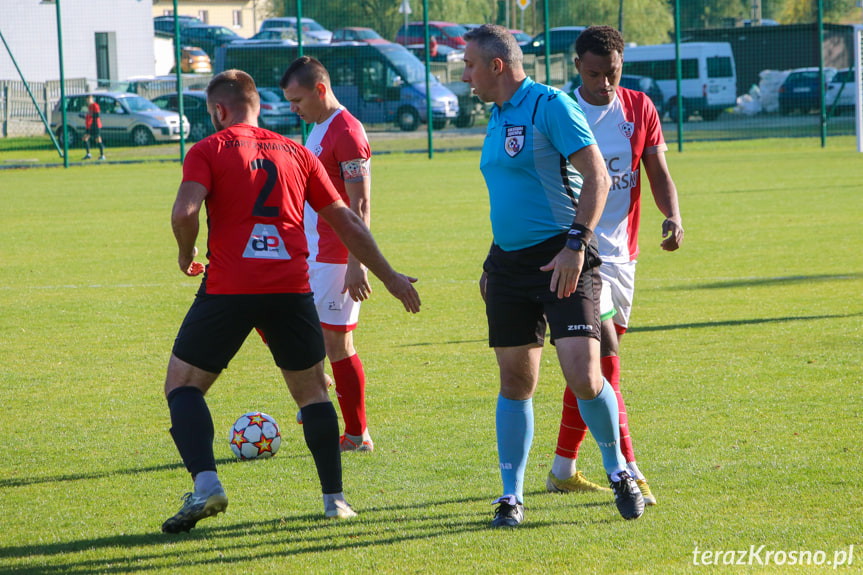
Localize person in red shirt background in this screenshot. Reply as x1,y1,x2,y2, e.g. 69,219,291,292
83,95,106,161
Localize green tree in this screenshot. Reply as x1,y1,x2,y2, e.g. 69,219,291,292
548,0,674,45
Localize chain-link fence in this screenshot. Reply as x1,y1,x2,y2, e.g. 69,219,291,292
1,1,861,167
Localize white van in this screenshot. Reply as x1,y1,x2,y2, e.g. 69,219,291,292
622,42,737,121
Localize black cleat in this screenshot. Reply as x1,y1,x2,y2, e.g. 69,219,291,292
161,489,228,533
608,471,645,520
490,495,524,528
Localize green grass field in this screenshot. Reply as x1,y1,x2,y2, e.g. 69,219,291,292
0,138,861,574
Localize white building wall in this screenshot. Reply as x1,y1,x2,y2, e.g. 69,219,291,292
0,0,155,84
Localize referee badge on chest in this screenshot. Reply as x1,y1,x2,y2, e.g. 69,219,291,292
504,125,525,157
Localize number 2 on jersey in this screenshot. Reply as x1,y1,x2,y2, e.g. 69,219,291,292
251,158,280,218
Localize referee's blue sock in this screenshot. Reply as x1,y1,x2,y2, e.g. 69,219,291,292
576,379,627,477
496,395,534,504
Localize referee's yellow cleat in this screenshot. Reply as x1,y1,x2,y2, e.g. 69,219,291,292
546,470,612,493
636,479,658,506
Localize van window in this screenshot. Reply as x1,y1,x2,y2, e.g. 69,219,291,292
624,58,697,81
707,56,733,78
362,60,386,101
328,58,357,86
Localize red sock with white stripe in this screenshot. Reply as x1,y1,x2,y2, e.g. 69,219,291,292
551,386,588,479
331,354,367,437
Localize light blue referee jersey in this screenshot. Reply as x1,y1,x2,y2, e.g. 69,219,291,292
480,77,596,251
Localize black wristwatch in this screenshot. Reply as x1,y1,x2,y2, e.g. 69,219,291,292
565,226,592,252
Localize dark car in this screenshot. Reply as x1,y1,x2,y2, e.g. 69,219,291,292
778,67,837,115
521,26,586,55
563,74,665,113
151,91,212,141
257,87,300,133
395,21,468,49
332,27,387,44
180,24,244,60
153,15,201,34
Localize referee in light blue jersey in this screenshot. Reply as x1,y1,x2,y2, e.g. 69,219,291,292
461,24,645,527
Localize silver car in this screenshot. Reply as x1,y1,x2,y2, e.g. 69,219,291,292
50,92,189,147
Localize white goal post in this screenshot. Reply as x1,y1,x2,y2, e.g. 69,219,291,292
856,25,862,152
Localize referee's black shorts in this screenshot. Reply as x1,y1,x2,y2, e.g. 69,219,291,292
483,232,603,347
87,123,101,140
172,292,325,374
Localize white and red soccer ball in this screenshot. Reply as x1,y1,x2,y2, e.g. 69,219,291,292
229,411,281,460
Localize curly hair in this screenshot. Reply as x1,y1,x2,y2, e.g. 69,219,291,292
575,25,625,58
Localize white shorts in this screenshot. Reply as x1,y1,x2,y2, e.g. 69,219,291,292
308,261,360,332
599,259,637,330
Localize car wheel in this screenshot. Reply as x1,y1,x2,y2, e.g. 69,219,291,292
396,107,420,132
700,109,722,122
56,127,78,148
189,121,208,141
132,126,155,146
669,100,688,123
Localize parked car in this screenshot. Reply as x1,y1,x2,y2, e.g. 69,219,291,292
177,46,212,74
238,27,298,44
331,27,387,44
562,74,665,112
180,24,244,60
778,67,837,115
257,87,300,133
395,21,468,49
510,29,532,45
151,91,212,141
153,15,201,34
521,26,586,55
51,92,189,147
825,68,859,115
405,43,464,62
259,17,332,43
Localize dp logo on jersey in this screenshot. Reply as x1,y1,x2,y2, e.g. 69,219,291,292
243,224,291,260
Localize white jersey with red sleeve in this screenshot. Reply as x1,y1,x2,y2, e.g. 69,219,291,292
572,86,667,263
303,107,371,264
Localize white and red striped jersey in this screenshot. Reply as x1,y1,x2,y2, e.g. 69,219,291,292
571,86,666,263
303,107,371,264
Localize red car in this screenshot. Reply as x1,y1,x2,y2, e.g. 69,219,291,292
394,21,468,49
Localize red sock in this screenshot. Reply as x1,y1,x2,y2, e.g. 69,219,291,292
602,355,635,462
555,386,588,458
331,354,366,436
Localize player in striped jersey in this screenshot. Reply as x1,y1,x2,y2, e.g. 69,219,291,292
547,26,685,506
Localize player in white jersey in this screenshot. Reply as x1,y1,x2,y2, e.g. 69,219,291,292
547,26,684,505
280,56,376,452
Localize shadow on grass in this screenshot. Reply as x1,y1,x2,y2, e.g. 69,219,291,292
0,491,620,574
669,272,863,290
0,456,306,489
629,311,862,334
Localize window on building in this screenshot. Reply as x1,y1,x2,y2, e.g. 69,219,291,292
232,10,243,28
198,10,209,24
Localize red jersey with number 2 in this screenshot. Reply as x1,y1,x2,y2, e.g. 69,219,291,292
182,123,341,295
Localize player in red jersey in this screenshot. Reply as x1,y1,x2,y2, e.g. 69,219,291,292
547,26,684,505
82,95,106,161
280,56,376,452
161,70,420,534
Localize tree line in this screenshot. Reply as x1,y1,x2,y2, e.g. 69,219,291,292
273,0,860,47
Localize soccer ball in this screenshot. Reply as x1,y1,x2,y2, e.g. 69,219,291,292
229,411,281,460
